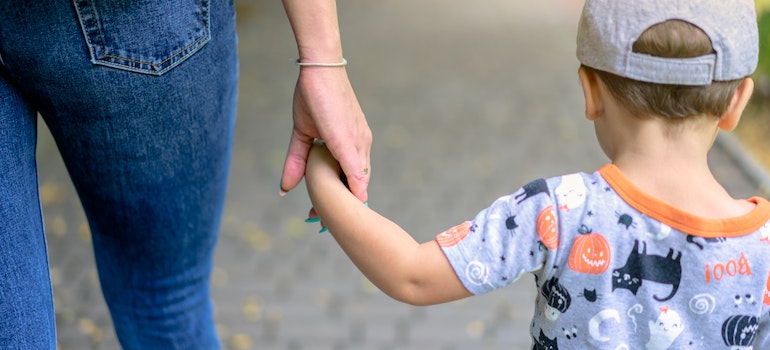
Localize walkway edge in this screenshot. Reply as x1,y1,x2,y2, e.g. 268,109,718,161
716,131,770,198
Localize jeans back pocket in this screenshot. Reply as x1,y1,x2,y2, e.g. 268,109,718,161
73,0,210,75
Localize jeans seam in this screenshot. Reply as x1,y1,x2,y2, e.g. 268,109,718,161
101,36,208,68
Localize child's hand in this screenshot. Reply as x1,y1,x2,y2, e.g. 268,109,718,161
306,141,343,184
305,141,348,231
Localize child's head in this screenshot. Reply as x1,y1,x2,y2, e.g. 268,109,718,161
576,0,758,121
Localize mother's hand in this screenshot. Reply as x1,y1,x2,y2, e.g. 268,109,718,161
280,66,371,203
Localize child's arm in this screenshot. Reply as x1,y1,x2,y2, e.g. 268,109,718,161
305,144,472,306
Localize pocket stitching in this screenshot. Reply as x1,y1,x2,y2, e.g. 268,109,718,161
74,0,211,75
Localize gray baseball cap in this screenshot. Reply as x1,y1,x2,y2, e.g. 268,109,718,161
576,0,758,85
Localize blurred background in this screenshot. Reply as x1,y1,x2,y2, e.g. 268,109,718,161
40,0,768,349
737,0,770,174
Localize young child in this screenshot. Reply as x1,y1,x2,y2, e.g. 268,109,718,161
304,0,770,348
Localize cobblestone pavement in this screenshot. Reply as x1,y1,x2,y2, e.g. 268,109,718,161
40,0,765,349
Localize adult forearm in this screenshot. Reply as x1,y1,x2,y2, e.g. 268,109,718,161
281,0,343,62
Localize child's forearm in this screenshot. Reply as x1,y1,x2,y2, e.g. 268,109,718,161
305,148,471,305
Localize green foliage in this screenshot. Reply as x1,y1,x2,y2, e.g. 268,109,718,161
758,9,770,78
754,3,770,98
759,0,770,13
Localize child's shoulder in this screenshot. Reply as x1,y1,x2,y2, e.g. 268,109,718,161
514,168,605,204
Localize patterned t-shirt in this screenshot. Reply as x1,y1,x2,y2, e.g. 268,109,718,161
437,164,770,350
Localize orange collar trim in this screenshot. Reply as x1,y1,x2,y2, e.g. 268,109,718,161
599,164,770,238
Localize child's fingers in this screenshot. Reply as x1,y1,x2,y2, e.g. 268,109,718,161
305,208,320,224
305,207,327,233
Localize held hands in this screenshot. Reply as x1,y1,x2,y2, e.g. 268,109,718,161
279,66,371,204
304,141,356,232
305,141,342,186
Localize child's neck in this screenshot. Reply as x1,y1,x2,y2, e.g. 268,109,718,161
610,119,754,219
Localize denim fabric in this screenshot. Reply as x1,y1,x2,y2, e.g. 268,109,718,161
73,0,212,75
0,0,238,348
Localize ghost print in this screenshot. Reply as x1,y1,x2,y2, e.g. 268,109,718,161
555,174,587,212
646,306,684,350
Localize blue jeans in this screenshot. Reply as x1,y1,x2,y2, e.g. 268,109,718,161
0,0,238,348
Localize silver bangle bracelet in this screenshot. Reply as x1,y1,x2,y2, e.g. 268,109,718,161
295,58,348,67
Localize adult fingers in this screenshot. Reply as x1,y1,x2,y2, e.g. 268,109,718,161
280,130,313,196
326,134,371,203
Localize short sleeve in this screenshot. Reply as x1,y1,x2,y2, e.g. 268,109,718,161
436,178,558,295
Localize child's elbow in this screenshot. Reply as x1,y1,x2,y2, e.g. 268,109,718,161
387,290,436,307
384,282,451,307
402,297,440,307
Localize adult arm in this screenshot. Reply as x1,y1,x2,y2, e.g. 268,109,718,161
305,144,472,306
280,0,371,203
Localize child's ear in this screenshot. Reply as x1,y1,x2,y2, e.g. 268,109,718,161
718,77,754,131
578,66,602,121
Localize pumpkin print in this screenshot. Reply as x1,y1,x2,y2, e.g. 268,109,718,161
721,314,758,347
764,270,770,306
537,205,558,250
436,221,472,248
568,225,611,274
